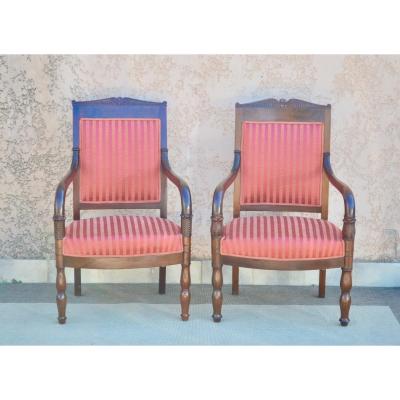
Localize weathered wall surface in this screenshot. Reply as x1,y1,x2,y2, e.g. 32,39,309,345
1,55,400,263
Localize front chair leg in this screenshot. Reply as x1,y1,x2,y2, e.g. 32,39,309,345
56,266,67,324
339,268,352,326
55,238,67,324
180,262,191,321
212,262,223,322
74,268,82,296
159,266,166,294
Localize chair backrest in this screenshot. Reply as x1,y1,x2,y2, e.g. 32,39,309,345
72,98,167,214
233,99,331,218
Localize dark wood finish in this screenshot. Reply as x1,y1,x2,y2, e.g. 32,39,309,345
158,267,166,294
240,204,322,213
53,98,192,324
63,253,183,269
211,151,240,321
158,169,168,295
221,256,344,271
73,204,81,296
74,269,82,296
318,270,326,298
180,236,191,321
232,266,239,295
211,98,355,326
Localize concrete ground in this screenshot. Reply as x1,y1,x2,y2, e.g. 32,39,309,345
1,283,400,323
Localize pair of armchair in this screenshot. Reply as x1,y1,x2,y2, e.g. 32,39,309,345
54,97,355,326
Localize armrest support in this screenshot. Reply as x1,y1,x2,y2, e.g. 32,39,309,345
53,149,79,239
323,152,356,240
211,150,240,241
212,150,241,218
161,149,192,237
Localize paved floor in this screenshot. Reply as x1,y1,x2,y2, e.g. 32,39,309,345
1,283,400,323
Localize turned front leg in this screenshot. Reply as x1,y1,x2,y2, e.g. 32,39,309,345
180,220,191,321
212,261,223,322
180,263,191,321
339,268,352,326
340,239,354,326
211,215,224,322
55,239,67,324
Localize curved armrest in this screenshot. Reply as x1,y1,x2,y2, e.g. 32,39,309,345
212,150,241,218
161,149,192,237
54,149,79,223
323,152,356,240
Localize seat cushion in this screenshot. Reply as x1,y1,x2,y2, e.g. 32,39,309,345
63,216,182,257
220,216,344,260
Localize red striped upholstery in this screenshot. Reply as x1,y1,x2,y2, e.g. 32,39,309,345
63,216,182,257
220,216,344,260
240,122,324,206
79,118,161,203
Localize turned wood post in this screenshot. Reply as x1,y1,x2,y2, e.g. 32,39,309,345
54,216,67,324
340,216,355,326
73,206,82,296
180,213,192,321
211,214,224,322
319,270,326,298
232,265,239,295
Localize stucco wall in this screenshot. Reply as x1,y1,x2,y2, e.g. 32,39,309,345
1,55,400,263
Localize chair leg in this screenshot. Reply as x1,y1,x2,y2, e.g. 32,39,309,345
74,268,82,296
55,239,67,324
339,268,352,326
212,262,223,322
56,266,67,324
318,269,326,298
158,266,166,294
232,265,239,295
180,262,191,321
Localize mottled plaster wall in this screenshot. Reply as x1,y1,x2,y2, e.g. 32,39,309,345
1,55,399,262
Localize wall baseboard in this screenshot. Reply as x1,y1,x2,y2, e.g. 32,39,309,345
1,259,399,287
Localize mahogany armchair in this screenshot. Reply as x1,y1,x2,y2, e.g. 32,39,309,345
53,98,192,324
211,99,355,326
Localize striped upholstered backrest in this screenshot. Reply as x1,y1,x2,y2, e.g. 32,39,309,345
240,121,324,207
79,118,161,203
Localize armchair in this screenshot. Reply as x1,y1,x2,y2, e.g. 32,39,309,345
53,98,192,324
211,99,355,326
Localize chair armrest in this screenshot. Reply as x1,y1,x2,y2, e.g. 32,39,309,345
53,150,79,239
161,149,192,237
323,152,356,240
212,150,241,219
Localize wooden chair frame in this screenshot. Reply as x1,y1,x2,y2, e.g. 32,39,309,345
53,97,192,324
211,98,355,326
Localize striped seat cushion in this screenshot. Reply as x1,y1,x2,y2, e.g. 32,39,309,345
63,216,182,257
79,118,161,203
241,121,324,206
220,216,344,260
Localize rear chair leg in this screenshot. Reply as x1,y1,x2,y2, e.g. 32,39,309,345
159,266,166,294
232,265,239,295
318,269,326,298
74,268,82,296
